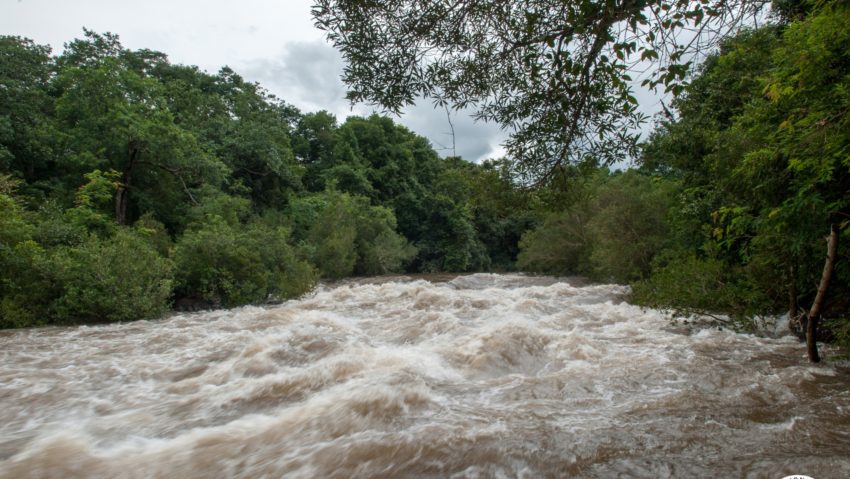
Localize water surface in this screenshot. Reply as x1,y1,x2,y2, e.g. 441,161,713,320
1,274,848,478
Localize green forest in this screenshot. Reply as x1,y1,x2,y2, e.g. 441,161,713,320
1,2,848,359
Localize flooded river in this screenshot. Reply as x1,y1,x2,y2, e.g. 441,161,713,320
1,274,849,478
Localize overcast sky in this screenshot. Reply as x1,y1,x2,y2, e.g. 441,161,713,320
1,0,663,163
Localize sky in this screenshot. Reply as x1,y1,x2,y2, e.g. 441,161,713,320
1,0,663,163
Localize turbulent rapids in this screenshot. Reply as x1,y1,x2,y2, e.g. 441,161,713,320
1,274,849,478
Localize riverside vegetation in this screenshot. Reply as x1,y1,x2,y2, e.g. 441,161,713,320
1,1,848,360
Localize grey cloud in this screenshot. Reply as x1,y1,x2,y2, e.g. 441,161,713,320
240,41,506,163
397,102,507,163
240,40,350,115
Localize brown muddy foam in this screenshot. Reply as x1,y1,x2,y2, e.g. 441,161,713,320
1,273,849,478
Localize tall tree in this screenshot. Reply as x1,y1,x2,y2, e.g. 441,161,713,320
734,2,849,361
54,31,227,225
209,67,304,208
0,36,58,189
637,2,849,361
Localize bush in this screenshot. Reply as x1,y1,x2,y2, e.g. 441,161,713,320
289,190,415,278
517,171,673,282
517,209,593,275
306,196,359,278
630,251,768,328
0,240,53,328
412,193,489,273
353,204,417,275
52,229,174,323
173,217,316,307
1,193,52,327
2,187,175,327
586,173,674,282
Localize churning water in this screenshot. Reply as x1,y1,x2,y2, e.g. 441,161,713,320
1,274,849,478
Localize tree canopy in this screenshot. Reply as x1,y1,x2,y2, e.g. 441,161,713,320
632,1,850,361
313,0,765,182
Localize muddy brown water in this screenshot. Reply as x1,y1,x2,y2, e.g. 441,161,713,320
1,274,848,478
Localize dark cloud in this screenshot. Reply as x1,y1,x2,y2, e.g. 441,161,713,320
242,42,664,165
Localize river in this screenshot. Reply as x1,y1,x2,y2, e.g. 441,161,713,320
1,274,849,478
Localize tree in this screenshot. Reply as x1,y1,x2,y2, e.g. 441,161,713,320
587,172,674,281
295,113,492,272
313,0,764,182
0,29,545,329
0,36,59,190
517,169,673,282
637,2,850,361
732,2,849,361
173,215,316,307
453,158,538,269
288,189,415,278
292,110,340,190
206,67,304,208
51,229,174,323
54,31,227,226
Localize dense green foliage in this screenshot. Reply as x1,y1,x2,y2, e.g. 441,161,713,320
287,189,416,278
0,178,175,327
518,2,849,355
634,3,850,344
0,31,534,328
172,218,315,308
518,169,674,283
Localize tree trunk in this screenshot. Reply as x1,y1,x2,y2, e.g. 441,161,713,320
805,223,839,363
788,263,800,337
115,180,129,225
115,144,139,225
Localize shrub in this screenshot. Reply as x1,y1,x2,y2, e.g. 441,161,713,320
517,209,593,275
0,193,51,327
518,171,674,282
307,197,358,278
587,173,674,282
0,240,53,328
173,217,316,307
289,190,415,278
630,251,768,328
52,229,174,323
354,204,417,275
